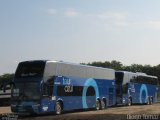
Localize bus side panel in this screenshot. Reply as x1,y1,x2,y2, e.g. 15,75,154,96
96,79,116,106
147,84,157,102
53,76,116,111
129,83,157,104
129,83,141,104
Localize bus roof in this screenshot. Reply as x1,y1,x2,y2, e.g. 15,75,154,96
43,60,115,81
47,60,114,70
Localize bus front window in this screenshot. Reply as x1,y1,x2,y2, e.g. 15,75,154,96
11,61,45,101
15,61,45,78
12,82,40,101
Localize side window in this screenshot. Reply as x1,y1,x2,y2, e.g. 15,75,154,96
42,76,55,97
86,86,95,96
130,76,137,83
122,83,128,94
48,78,54,96
43,83,49,96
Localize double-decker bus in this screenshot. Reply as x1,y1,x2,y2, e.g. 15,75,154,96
115,71,158,106
11,60,116,114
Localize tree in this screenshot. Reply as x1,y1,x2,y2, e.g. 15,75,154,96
0,73,14,89
87,60,123,70
110,60,123,70
123,64,143,72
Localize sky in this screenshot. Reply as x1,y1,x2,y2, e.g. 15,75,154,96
1,0,160,75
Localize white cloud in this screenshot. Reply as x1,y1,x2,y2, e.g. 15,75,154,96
65,8,78,17
98,12,127,21
146,20,160,29
132,20,160,29
95,12,129,27
47,8,57,15
46,8,79,18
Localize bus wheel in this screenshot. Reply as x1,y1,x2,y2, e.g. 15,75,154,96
95,100,101,110
101,100,106,109
128,98,132,106
55,102,62,115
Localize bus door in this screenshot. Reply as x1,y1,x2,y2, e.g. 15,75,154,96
41,77,55,113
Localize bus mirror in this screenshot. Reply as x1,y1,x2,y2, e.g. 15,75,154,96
10,82,16,90
10,81,15,86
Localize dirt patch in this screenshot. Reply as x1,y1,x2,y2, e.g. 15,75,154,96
0,106,11,114
1,103,160,120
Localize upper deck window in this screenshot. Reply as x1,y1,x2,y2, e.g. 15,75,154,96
133,76,158,85
15,61,45,78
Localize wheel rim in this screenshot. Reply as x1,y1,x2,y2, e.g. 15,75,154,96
128,99,131,106
150,98,153,104
147,100,150,105
96,101,100,110
101,101,105,109
56,103,61,115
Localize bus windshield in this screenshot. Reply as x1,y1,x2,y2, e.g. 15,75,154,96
15,61,45,78
12,82,40,101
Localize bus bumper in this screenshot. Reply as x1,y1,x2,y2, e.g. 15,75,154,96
11,103,40,114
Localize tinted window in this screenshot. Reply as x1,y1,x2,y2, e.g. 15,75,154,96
42,77,54,97
122,83,128,94
57,86,83,96
11,82,40,101
115,72,123,96
134,76,158,85
115,72,123,85
86,86,95,96
57,86,95,96
15,61,45,78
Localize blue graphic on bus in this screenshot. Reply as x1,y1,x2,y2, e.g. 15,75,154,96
82,78,99,108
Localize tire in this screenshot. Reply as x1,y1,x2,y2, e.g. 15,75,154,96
128,98,132,106
101,100,106,109
95,100,101,110
55,102,62,115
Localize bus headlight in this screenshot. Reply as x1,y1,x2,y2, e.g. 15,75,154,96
123,99,125,103
52,96,56,100
11,104,17,107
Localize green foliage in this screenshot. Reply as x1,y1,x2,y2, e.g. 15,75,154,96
87,60,123,70
0,73,14,85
